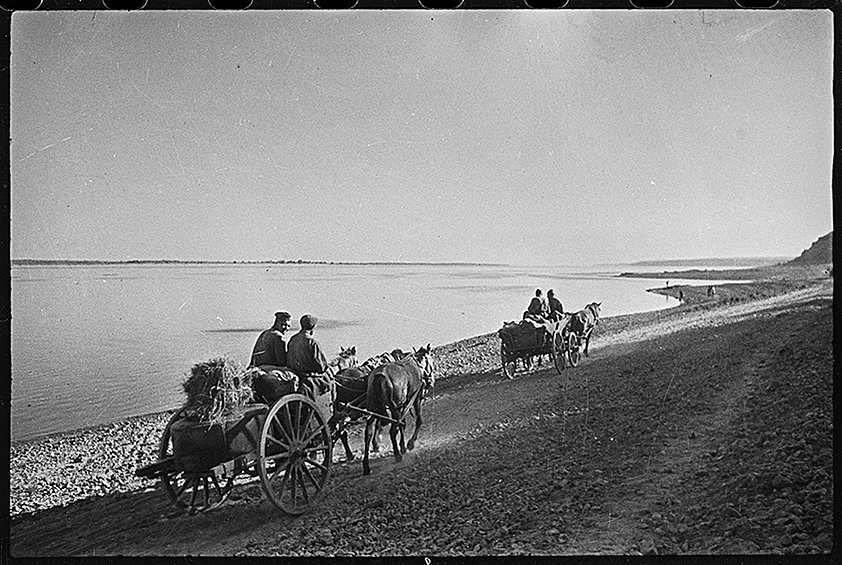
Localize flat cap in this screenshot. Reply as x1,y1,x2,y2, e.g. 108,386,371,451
274,311,291,321
300,314,318,330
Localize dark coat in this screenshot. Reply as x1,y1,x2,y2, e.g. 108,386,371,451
250,328,287,367
548,295,564,316
527,296,549,317
287,330,328,376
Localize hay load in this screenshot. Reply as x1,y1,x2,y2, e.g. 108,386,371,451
172,357,264,471
181,357,256,425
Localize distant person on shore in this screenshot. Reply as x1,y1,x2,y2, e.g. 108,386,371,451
250,311,291,368
547,289,565,321
287,314,330,400
524,288,550,322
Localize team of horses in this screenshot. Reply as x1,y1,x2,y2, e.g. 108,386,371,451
247,302,598,476
248,343,436,476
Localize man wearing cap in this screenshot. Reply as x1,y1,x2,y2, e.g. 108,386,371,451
287,314,330,399
250,311,292,368
547,289,565,321
524,288,550,322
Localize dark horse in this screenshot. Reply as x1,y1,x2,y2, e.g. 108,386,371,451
330,349,407,461
362,345,435,475
251,346,357,405
569,302,601,357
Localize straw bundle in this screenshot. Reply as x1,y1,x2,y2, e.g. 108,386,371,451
181,357,256,425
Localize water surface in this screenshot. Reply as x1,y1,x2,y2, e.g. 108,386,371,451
11,262,733,441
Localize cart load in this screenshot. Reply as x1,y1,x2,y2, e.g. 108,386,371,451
170,357,264,470
498,319,549,350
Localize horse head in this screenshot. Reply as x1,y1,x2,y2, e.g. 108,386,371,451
412,343,435,389
331,346,358,370
589,302,602,321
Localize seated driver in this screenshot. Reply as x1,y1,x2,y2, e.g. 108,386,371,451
547,289,565,321
523,288,550,322
286,314,331,400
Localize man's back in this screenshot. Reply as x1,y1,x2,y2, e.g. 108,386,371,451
251,328,287,367
528,296,549,316
287,331,328,375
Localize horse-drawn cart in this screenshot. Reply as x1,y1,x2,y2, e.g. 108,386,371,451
498,315,574,378
135,349,430,515
498,302,602,378
136,391,339,515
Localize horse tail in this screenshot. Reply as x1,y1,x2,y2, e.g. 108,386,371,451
366,370,392,422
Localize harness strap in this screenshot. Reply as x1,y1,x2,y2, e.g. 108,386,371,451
397,385,426,427
334,379,366,392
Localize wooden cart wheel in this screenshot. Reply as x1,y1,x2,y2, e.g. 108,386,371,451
501,341,516,379
158,409,235,514
552,332,566,373
567,333,581,368
258,394,333,515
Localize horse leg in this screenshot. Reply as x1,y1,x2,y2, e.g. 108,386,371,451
407,396,423,451
362,416,375,475
584,331,591,357
372,419,383,452
340,429,355,461
398,418,407,454
389,419,403,463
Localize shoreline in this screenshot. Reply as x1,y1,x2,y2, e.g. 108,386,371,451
10,274,832,517
9,304,681,448
11,268,829,447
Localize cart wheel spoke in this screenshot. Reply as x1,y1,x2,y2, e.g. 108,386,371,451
296,466,311,504
202,476,210,508
294,401,305,443
289,464,299,504
301,426,324,448
301,460,327,488
276,404,296,445
303,444,328,457
210,474,224,498
270,458,290,483
302,456,329,472
265,433,291,451
299,408,316,443
277,462,293,492
188,478,199,512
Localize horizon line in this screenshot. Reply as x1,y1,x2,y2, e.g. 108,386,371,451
10,258,512,267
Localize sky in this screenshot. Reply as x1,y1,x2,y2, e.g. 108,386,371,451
10,10,834,265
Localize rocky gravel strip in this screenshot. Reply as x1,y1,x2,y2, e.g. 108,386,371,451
10,413,173,516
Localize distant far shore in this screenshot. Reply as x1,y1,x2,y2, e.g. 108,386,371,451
11,257,798,269
618,263,831,282
625,257,790,268
11,259,506,267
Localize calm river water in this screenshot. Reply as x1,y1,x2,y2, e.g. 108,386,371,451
10,262,727,442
